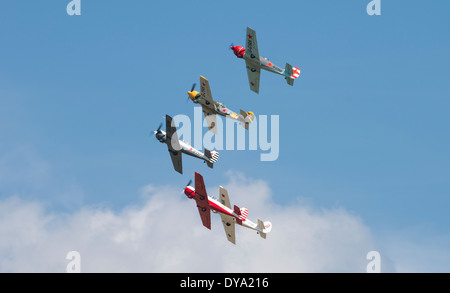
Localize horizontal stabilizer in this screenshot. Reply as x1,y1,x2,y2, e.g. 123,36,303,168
257,219,272,239
204,148,219,168
239,110,255,130
286,76,294,86
233,205,242,225
284,63,300,86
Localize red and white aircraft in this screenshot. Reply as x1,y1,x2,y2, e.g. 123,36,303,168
184,172,272,244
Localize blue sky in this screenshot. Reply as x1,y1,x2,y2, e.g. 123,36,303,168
0,1,449,272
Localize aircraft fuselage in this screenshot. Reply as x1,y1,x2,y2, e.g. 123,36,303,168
191,94,247,124
156,130,212,163
245,54,286,76
184,186,260,231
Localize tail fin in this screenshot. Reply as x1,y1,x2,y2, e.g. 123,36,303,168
257,219,272,239
239,207,248,221
233,205,249,223
239,110,255,130
284,63,300,86
204,148,219,168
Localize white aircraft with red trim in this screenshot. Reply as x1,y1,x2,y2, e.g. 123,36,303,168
183,172,272,244
230,26,301,94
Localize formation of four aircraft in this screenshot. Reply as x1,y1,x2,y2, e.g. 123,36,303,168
154,27,300,244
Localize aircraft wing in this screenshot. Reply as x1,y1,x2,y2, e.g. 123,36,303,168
194,172,211,230
169,150,182,174
245,62,261,94
202,106,217,134
165,115,181,151
244,27,260,62
200,76,215,110
220,214,236,244
218,186,235,243
219,186,231,208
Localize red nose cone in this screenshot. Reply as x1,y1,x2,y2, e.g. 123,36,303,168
231,45,245,58
184,187,195,198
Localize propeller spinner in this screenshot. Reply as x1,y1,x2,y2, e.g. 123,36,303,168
187,83,199,102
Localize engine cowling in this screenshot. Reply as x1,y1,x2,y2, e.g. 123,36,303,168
231,45,245,58
187,90,200,102
184,186,195,199
155,131,166,143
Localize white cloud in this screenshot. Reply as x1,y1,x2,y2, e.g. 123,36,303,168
379,230,450,273
0,146,85,210
0,173,384,273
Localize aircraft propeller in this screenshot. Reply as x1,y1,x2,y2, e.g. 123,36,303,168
182,179,193,194
153,122,166,142
151,122,162,135
187,83,197,102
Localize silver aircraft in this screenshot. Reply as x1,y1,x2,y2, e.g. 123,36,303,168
154,115,219,174
230,26,301,94
187,76,255,134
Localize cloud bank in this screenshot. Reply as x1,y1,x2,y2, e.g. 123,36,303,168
0,172,383,273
